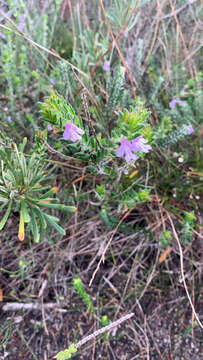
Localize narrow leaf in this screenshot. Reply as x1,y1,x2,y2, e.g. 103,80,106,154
0,200,12,230
43,213,66,236
18,207,25,241
159,247,172,263
38,202,77,212
21,200,30,223
31,206,47,230
39,187,59,199
30,208,40,243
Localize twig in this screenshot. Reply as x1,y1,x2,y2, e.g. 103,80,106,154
143,0,161,71
82,91,102,148
167,212,203,330
2,302,62,311
99,0,137,96
75,312,134,349
89,208,134,286
38,130,70,160
168,0,194,78
90,0,139,78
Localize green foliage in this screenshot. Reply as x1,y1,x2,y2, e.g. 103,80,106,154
40,90,82,130
101,315,109,327
182,211,196,244
156,124,193,148
0,0,62,131
107,65,126,115
0,140,76,242
99,209,134,233
159,231,172,248
54,344,77,360
73,277,94,314
0,1,202,359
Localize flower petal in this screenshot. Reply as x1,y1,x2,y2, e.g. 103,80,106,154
169,99,176,109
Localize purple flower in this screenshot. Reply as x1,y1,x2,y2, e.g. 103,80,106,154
63,121,84,142
131,136,152,153
47,124,52,131
7,116,12,123
103,61,110,72
20,13,26,22
187,125,194,135
169,99,176,109
18,13,26,31
169,98,184,109
116,139,139,162
117,136,152,162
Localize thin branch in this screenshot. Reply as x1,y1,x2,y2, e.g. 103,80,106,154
2,302,62,311
75,312,134,349
167,212,203,330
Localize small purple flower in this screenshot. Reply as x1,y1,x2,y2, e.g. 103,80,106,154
7,116,12,123
18,13,26,31
116,139,139,162
131,136,152,153
20,13,26,22
103,61,110,72
63,121,84,142
187,125,194,135
169,99,176,109
47,124,52,131
50,79,55,85
169,98,184,109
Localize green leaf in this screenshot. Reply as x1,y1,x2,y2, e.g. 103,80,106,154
37,202,76,212
54,344,77,359
21,200,30,223
0,200,12,230
0,201,8,212
30,207,40,243
31,206,47,230
39,187,59,199
43,213,66,236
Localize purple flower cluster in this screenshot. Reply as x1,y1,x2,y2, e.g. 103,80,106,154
186,125,194,135
103,61,110,72
117,136,152,162
169,98,184,109
63,122,84,142
47,124,52,131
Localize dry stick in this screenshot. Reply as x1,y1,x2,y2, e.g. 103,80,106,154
2,302,61,311
167,212,203,330
38,130,71,160
41,296,49,336
168,0,194,78
143,0,161,72
82,90,102,148
99,0,137,97
90,0,139,78
81,0,90,30
89,209,133,286
75,312,134,349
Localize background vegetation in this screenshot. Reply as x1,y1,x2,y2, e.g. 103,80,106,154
0,0,202,359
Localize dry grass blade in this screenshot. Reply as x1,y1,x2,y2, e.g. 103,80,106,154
89,208,135,286
167,212,203,330
168,0,194,78
99,0,137,96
